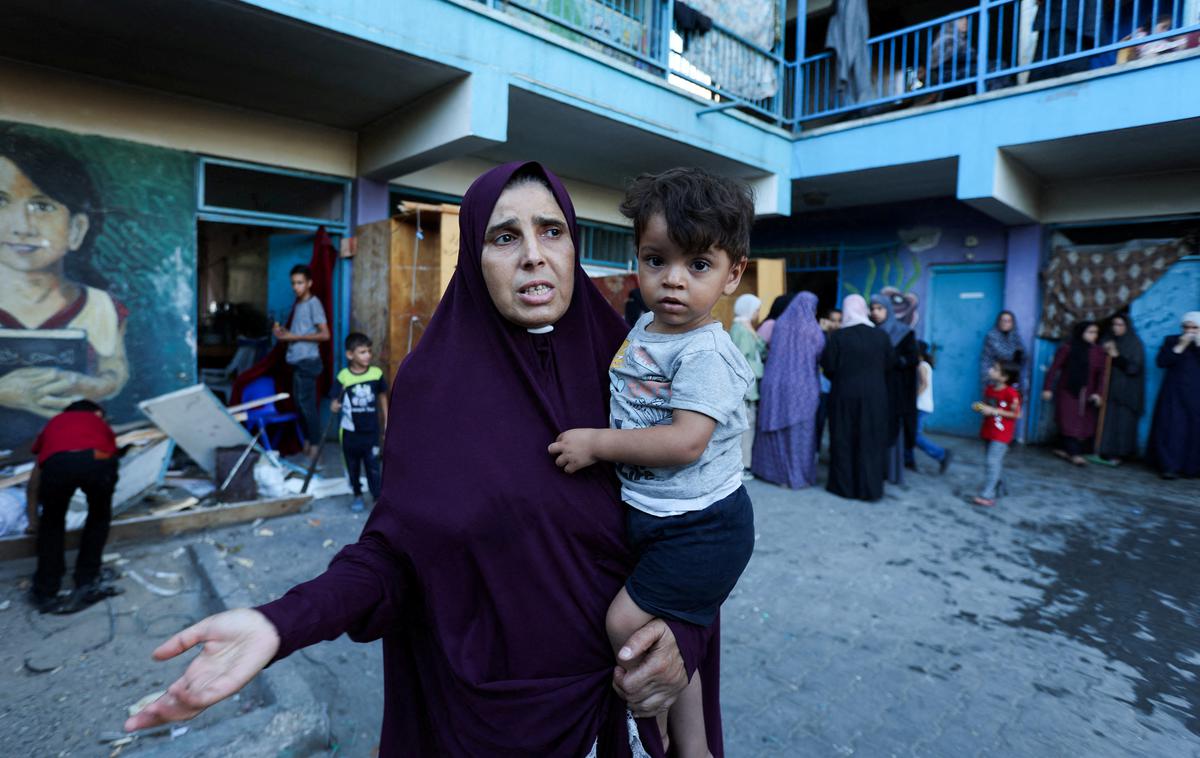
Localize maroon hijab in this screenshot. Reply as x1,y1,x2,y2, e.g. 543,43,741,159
258,162,720,756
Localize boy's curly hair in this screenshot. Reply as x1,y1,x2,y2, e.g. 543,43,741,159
619,167,755,262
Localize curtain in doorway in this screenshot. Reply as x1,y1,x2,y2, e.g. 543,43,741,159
1038,233,1196,339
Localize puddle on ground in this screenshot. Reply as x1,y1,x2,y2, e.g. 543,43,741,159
1006,508,1200,735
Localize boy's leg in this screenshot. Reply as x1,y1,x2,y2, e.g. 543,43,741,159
669,671,711,758
292,359,321,450
606,586,655,655
74,457,117,588
363,447,382,500
914,412,946,461
32,457,76,600
341,435,363,497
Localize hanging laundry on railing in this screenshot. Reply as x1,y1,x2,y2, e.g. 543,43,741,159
673,2,713,52
824,0,871,105
680,0,781,102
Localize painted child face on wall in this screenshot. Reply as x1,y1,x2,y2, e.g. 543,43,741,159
0,157,89,274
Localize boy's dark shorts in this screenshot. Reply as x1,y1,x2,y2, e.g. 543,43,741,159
624,485,754,627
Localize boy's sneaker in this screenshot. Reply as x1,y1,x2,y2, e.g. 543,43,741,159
350,497,365,513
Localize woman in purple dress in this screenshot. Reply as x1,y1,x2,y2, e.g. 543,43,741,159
125,163,721,756
751,291,826,489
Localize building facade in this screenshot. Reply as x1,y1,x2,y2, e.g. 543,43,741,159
1,0,1197,452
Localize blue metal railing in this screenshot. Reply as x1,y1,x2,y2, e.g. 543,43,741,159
794,0,1200,125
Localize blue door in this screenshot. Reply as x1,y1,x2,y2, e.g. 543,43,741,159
927,265,1006,436
266,232,317,327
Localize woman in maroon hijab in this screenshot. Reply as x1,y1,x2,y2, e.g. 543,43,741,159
126,162,723,756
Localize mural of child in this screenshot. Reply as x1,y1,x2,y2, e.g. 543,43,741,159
0,129,129,426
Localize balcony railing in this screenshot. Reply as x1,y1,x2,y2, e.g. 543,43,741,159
471,1,1200,130
794,0,1200,125
475,0,791,124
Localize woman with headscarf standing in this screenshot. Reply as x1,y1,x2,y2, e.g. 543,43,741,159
1097,314,1145,464
869,294,919,482
756,293,794,346
730,293,765,476
126,163,718,756
1148,311,1200,479
752,292,826,489
821,294,894,501
1042,321,1105,466
980,310,1025,387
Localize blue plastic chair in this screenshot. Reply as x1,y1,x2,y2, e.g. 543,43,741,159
240,376,305,451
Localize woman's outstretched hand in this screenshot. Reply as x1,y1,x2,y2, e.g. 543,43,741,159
124,608,280,732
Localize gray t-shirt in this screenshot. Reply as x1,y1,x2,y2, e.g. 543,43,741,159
609,312,753,516
286,296,326,364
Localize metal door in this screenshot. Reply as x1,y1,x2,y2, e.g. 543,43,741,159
927,264,1006,436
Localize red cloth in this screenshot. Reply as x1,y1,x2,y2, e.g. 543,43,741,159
31,410,117,465
1044,343,1105,440
229,227,338,452
980,385,1021,444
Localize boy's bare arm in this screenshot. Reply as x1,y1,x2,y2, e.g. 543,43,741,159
378,393,388,432
548,410,716,474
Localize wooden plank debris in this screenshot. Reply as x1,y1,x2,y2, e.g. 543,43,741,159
0,494,312,561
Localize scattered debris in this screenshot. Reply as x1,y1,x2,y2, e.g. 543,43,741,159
170,726,189,740
0,600,11,611
256,528,274,537
322,539,335,549
233,557,255,569
170,547,186,559
306,518,322,527
102,552,122,563
128,690,166,717
150,496,200,516
128,569,183,597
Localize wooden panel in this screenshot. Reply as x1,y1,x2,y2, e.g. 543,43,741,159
713,258,787,329
351,219,393,376
0,495,313,561
438,205,460,296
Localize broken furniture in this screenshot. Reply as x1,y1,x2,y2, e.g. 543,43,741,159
239,376,305,451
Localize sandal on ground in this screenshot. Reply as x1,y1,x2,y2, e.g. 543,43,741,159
1070,455,1088,466
1052,449,1070,461
971,496,995,507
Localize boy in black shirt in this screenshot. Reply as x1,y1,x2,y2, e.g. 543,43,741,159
330,332,388,512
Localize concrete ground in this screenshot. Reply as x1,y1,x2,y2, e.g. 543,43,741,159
0,435,1196,756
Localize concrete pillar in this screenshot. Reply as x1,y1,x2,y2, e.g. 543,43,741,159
353,176,391,229
1004,223,1042,440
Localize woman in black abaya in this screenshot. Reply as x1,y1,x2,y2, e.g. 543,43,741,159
822,295,894,501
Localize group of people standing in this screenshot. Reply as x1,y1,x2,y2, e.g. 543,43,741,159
731,290,946,502
732,294,1200,504
1042,310,1200,479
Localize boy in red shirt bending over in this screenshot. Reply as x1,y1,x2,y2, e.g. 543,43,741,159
972,361,1022,507
27,400,124,613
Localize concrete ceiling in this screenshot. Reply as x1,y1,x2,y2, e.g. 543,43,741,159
790,158,958,213
0,0,464,129
474,88,773,190
1003,118,1200,182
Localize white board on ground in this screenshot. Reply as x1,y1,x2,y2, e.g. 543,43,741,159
138,385,253,475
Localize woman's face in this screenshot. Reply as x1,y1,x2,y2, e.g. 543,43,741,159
1082,325,1099,343
997,312,1014,332
480,181,575,329
869,303,888,324
1111,317,1127,337
0,157,89,273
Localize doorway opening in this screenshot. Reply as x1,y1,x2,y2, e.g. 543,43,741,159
196,221,322,401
